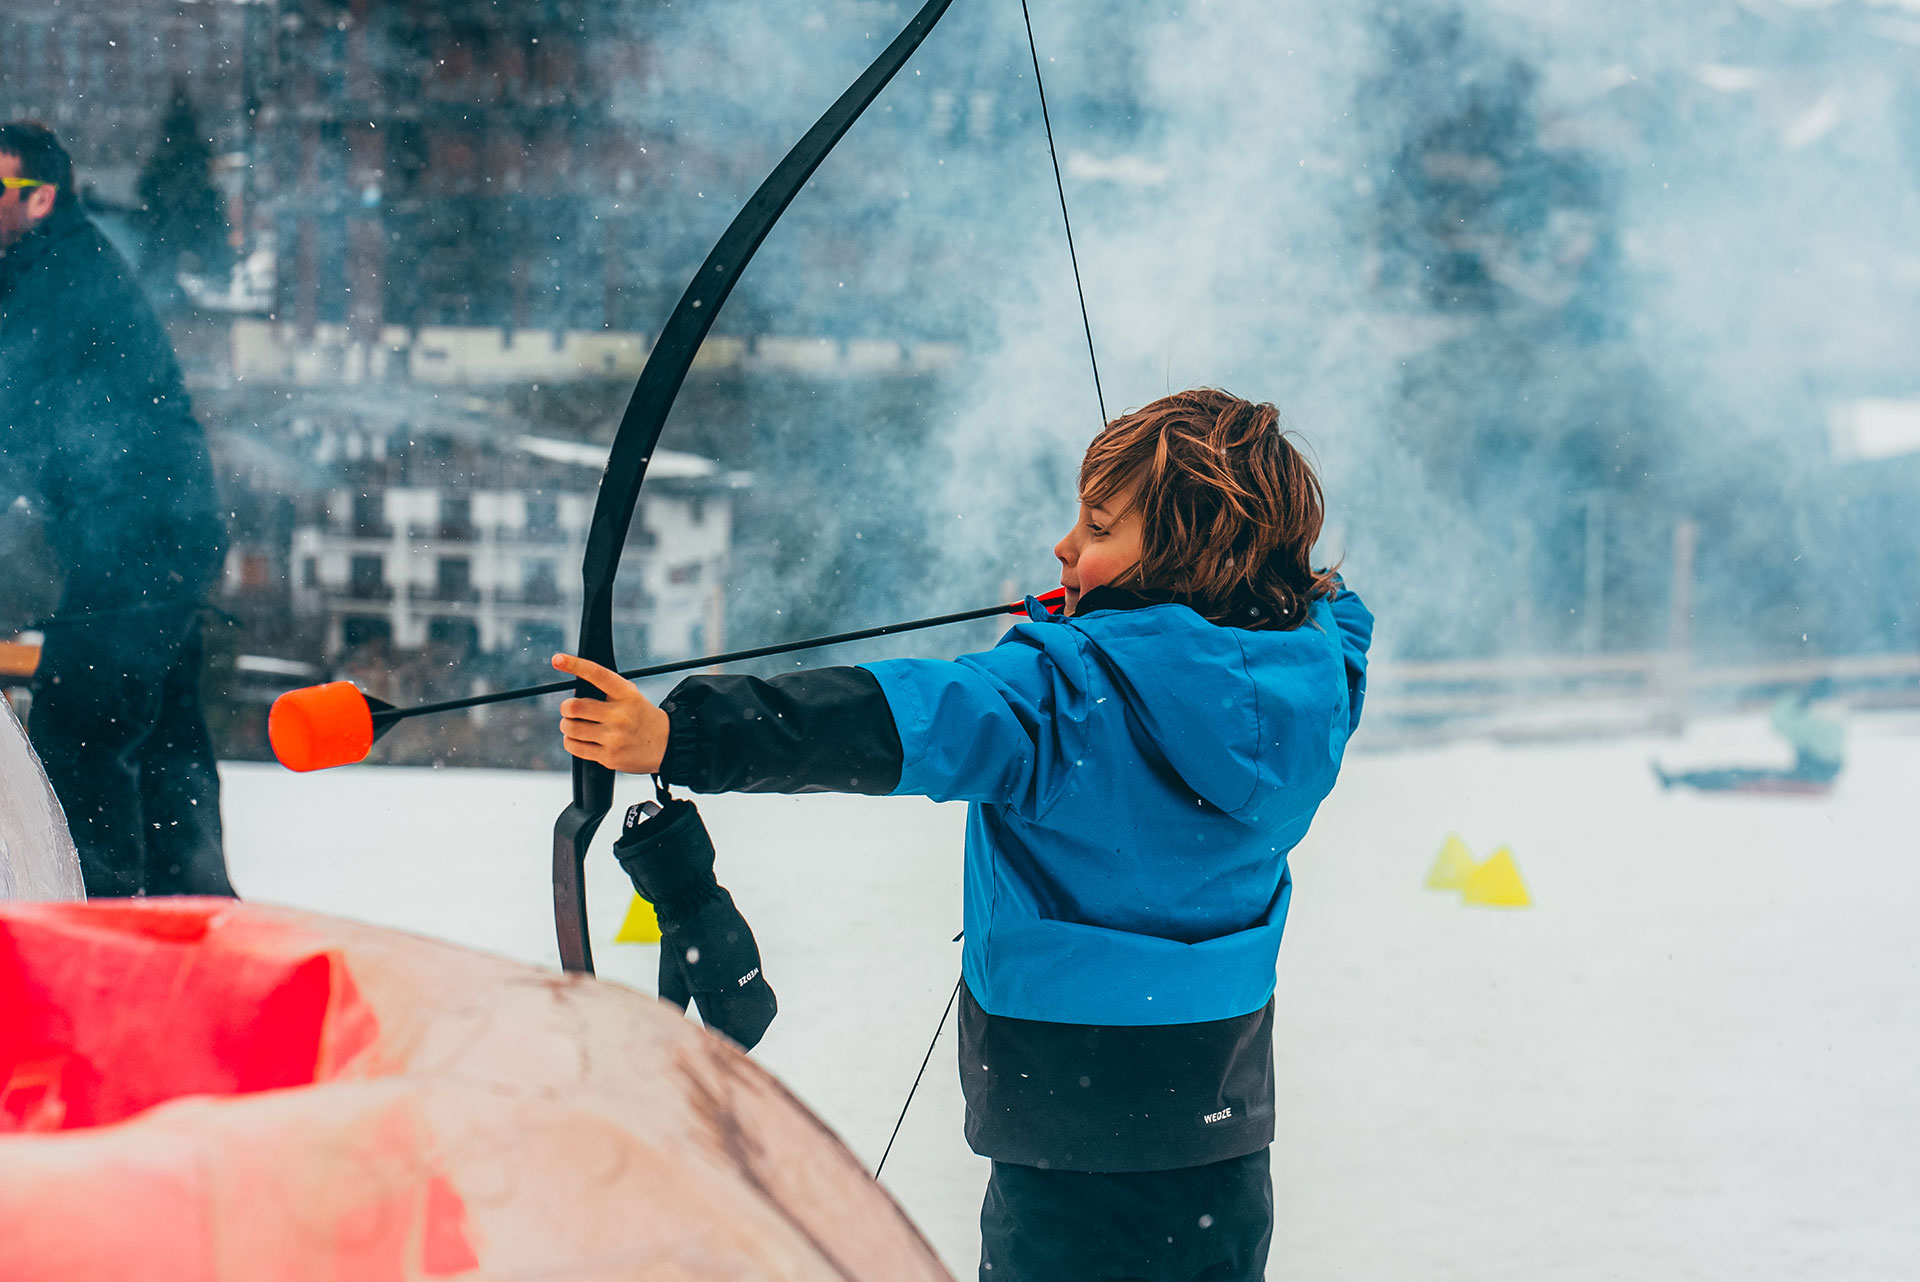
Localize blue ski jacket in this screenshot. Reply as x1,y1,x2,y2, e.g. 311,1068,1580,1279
863,586,1372,1026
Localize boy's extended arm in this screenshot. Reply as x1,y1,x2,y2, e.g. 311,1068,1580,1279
656,631,1063,807
659,668,906,794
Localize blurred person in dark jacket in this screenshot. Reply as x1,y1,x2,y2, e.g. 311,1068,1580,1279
0,121,233,897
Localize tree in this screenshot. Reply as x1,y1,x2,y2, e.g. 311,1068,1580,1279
136,83,232,301
1353,3,1671,654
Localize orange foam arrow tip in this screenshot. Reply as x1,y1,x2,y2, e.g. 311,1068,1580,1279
269,681,376,772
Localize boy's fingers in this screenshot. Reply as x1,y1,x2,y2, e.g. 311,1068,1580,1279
559,697,608,723
561,736,607,765
551,652,641,700
560,718,607,746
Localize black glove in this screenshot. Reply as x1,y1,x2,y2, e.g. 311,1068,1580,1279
612,791,777,1051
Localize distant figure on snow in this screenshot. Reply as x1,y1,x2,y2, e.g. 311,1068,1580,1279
0,121,233,897
1654,684,1844,795
553,389,1373,1282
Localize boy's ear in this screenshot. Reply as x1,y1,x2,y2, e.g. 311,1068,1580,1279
27,184,57,221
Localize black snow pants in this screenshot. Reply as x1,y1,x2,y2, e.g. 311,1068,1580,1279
29,609,233,898
979,1147,1272,1282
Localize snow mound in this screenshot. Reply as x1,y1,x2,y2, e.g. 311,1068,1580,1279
0,697,84,902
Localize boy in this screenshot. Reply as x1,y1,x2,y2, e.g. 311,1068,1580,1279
557,388,1373,1281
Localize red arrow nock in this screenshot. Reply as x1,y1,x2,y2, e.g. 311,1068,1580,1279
1028,587,1068,610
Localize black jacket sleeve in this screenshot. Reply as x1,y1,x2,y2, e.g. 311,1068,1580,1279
658,666,904,795
1,208,226,605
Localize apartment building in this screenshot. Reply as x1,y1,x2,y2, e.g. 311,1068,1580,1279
290,431,739,664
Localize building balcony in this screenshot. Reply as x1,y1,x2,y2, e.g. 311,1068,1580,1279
407,584,483,604
494,524,570,546
407,522,480,542
336,582,395,602
327,519,395,540
493,587,568,609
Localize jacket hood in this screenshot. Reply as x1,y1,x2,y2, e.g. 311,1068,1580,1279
1050,592,1367,825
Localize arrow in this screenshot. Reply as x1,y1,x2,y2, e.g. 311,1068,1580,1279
269,588,1066,772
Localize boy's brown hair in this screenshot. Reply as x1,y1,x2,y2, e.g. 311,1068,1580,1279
1079,388,1337,630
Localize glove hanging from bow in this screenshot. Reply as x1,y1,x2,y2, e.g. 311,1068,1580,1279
612,782,778,1051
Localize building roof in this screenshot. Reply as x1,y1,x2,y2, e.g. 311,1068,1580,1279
515,436,708,477
514,436,750,490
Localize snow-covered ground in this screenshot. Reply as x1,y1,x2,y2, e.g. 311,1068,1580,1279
224,710,1920,1280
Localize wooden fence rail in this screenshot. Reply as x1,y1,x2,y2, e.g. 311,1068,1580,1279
1366,648,1920,745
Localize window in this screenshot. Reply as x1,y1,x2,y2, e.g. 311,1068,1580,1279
439,495,473,539
428,617,478,656
436,557,473,600
349,554,386,599
342,616,391,650
522,559,559,604
351,491,385,535
968,91,997,141
516,621,566,658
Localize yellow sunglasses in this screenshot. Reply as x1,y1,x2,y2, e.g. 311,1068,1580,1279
1,177,48,190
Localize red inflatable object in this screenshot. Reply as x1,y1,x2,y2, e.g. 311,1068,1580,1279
0,899,950,1281
268,680,375,772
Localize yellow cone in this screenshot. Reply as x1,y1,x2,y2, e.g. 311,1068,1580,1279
1461,846,1532,908
1424,833,1477,891
614,893,663,944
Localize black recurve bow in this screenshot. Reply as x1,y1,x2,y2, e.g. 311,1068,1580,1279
553,0,960,975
